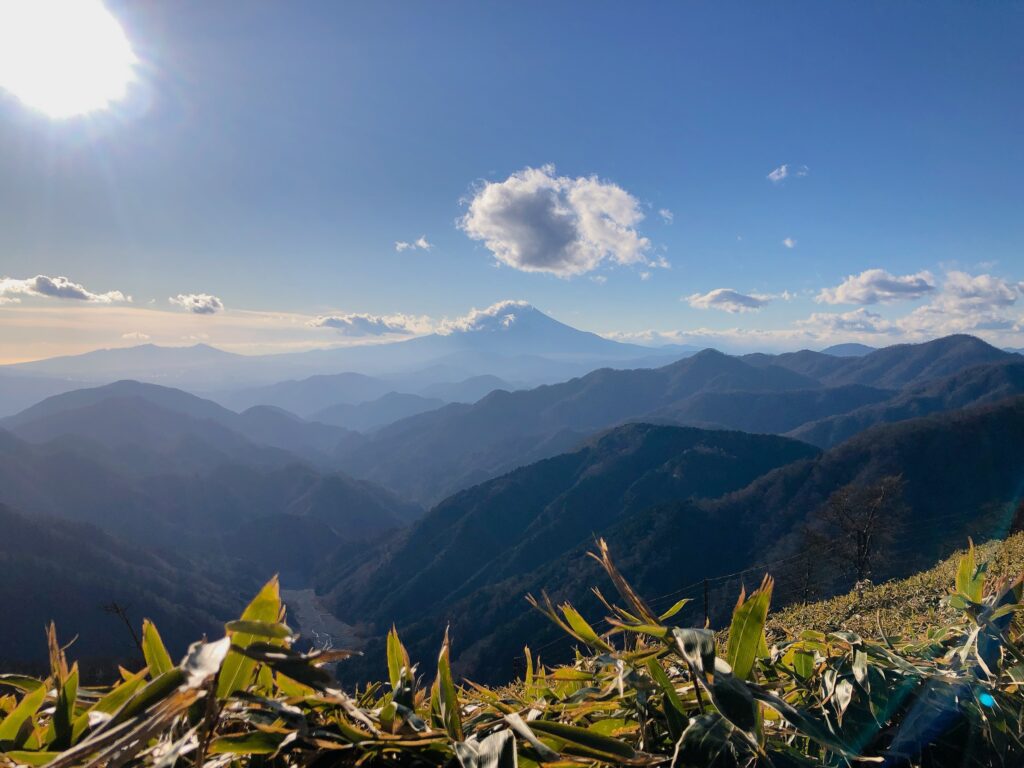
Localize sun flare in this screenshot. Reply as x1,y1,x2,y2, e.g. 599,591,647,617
0,0,137,119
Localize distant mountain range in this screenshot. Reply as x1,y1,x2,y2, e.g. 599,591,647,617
0,304,690,400
332,335,1017,504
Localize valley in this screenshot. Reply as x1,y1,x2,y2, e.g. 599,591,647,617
2,318,1023,681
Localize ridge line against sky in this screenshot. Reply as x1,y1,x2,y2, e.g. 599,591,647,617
0,1,1021,362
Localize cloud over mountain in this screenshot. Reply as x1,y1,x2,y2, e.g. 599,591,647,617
0,275,129,304
817,269,936,305
459,164,655,277
170,293,224,314
439,299,532,333
686,288,772,313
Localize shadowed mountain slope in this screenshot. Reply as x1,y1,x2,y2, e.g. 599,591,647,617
328,397,1024,683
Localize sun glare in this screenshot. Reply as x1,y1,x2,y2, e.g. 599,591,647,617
0,0,138,119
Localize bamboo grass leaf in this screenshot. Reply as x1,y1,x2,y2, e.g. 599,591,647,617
141,620,174,679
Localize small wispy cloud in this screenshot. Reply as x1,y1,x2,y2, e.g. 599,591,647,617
782,237,796,249
121,331,151,341
170,293,224,315
658,208,673,224
395,236,433,252
767,164,809,184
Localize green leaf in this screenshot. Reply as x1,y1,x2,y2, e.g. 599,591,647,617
559,604,613,652
223,620,293,640
528,720,637,761
49,663,79,749
141,620,174,678
3,751,61,766
386,626,410,691
0,684,46,746
0,676,43,694
434,628,463,741
217,576,282,699
108,669,185,727
955,540,986,604
726,575,773,681
646,659,686,740
208,732,285,755
658,598,691,621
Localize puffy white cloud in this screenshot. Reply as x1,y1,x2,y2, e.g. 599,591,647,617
121,331,150,341
816,269,936,305
894,271,1023,337
782,237,796,249
0,274,129,304
308,312,431,337
458,164,655,277
170,293,224,315
686,288,772,313
658,208,674,224
941,271,1022,309
395,236,433,252
798,308,896,335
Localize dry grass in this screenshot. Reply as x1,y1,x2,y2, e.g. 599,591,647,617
769,532,1024,641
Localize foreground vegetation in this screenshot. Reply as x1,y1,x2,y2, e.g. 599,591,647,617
2,538,1023,768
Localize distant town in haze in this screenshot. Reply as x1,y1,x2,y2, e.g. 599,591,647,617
1,3,1023,766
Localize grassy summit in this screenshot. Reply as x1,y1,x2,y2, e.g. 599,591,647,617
1,535,1022,767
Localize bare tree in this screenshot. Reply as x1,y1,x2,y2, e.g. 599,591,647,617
809,475,907,585
102,601,143,654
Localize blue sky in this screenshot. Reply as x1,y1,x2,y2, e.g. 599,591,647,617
1,1,1022,361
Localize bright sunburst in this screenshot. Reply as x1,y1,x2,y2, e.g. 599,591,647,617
0,0,137,119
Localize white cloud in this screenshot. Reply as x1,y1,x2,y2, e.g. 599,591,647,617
817,268,936,305
121,331,150,341
782,237,796,249
798,308,896,335
796,165,810,177
308,312,431,337
686,288,773,313
170,293,224,315
767,164,788,183
658,208,674,224
894,271,1023,337
458,164,655,277
439,299,536,334
941,270,1022,309
0,275,129,304
395,236,433,252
